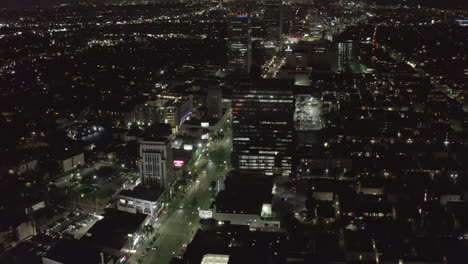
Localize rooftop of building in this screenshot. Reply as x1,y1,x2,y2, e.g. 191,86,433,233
182,115,219,128
45,238,102,264
289,40,335,53
173,134,202,145
338,191,393,213
299,178,353,194
173,148,194,162
447,201,468,230
286,230,345,262
0,194,48,230
118,184,163,202
145,95,190,108
142,123,172,142
51,144,84,161
215,171,274,215
1,147,45,167
344,230,374,252
316,201,336,219
182,224,287,264
229,78,295,92
378,236,449,263
82,208,147,251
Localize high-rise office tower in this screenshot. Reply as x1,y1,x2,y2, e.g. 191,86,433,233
231,80,296,177
263,0,283,47
139,139,173,189
207,85,223,120
227,12,252,76
338,41,355,73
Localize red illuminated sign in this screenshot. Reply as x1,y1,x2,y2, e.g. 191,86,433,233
228,12,250,17
174,160,185,167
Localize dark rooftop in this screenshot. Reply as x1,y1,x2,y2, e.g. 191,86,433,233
118,185,163,202
82,208,147,251
215,172,274,215
182,225,287,264
45,239,101,264
143,123,172,141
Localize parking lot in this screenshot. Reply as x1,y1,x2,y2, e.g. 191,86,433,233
45,212,100,239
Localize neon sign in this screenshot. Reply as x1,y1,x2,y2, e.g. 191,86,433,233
228,12,249,18
174,160,184,167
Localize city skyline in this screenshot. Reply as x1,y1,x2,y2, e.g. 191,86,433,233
1,1,468,264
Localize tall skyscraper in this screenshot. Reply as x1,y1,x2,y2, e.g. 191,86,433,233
227,12,252,76
263,0,283,48
207,85,223,119
139,139,173,189
338,41,355,73
231,80,296,177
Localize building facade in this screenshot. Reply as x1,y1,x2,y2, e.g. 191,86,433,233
231,80,296,177
139,139,173,189
207,85,223,120
227,13,252,76
337,41,355,73
117,188,164,216
263,0,283,48
127,95,193,132
62,152,85,173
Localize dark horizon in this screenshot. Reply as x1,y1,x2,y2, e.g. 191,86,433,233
2,0,468,9
0,0,110,9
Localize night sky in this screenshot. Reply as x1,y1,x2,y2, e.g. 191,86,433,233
2,0,468,8
0,0,110,8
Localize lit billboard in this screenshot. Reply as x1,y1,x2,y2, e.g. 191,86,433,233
199,210,213,219
174,160,185,167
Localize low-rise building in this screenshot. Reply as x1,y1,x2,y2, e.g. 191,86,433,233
344,231,378,262
210,172,281,231
82,209,147,261
62,152,85,173
126,95,193,133
181,225,287,264
116,185,165,216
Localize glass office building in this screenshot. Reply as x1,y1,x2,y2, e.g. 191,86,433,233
227,13,252,76
231,80,296,177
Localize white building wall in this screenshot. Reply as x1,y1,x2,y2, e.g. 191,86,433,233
212,212,281,230
18,160,38,175
440,194,461,205
139,141,173,189
62,153,85,172
117,196,161,216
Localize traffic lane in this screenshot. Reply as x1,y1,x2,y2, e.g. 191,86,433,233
141,171,223,264
143,209,194,263
133,140,231,263
139,145,229,264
